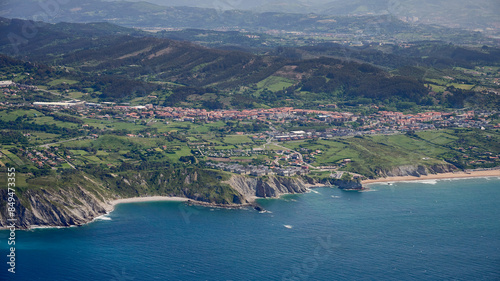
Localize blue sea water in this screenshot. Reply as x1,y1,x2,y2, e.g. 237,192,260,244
1,177,500,281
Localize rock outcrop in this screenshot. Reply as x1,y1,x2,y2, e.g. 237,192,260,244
225,175,311,203
376,164,457,177
0,167,409,229
331,179,363,190
0,185,113,229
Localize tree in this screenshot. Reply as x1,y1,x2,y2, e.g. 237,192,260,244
341,172,353,181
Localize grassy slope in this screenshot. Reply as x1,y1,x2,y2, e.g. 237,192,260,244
280,129,500,177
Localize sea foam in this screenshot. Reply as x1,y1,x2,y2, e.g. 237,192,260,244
95,215,112,221
398,179,438,185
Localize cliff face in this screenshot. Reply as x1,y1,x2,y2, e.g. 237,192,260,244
0,185,113,229
224,175,310,202
0,168,249,229
330,179,363,190
376,164,457,177
0,169,364,229
0,173,314,229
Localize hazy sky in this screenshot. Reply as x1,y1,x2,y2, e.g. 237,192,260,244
2,0,498,32
110,0,339,10
109,0,499,16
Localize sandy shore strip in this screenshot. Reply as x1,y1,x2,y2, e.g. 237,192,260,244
104,196,190,213
362,169,500,184
111,196,189,205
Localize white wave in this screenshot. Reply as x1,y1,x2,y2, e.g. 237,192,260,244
397,180,438,185
331,195,341,198
259,210,272,214
283,225,293,229
95,214,112,221
310,190,320,194
441,176,500,182
415,180,438,185
29,225,65,230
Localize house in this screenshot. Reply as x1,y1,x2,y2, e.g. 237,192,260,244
251,170,266,177
0,81,14,87
278,170,293,176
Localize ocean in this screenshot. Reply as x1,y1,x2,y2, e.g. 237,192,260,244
1,177,500,280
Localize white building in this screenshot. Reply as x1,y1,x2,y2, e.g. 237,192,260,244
0,81,14,87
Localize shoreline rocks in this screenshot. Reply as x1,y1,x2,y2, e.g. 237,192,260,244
0,173,361,230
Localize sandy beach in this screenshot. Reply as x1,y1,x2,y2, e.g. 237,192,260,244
103,196,190,214
13,197,190,230
362,169,500,184
111,196,189,205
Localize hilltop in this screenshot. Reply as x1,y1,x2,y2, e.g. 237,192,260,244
1,0,497,46
2,17,499,111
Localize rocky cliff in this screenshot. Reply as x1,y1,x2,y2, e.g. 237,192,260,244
0,168,243,229
224,175,311,203
0,183,113,229
375,164,457,177
0,170,362,229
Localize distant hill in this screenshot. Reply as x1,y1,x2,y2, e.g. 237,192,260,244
3,0,496,36
123,0,500,35
0,17,435,107
0,0,495,45
314,0,500,34
1,17,498,110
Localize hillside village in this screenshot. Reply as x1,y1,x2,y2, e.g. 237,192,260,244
1,80,499,176
0,97,497,174
21,99,497,133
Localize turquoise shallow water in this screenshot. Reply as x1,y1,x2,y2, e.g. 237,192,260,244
1,177,500,280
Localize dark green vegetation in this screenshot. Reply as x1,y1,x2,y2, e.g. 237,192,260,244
0,166,242,206
1,17,499,111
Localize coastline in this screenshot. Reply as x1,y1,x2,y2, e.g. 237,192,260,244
111,196,257,209
362,169,500,184
1,196,192,231
110,196,190,206
5,172,499,231
101,196,192,219
103,196,191,217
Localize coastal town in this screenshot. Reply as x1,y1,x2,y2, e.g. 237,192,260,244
1,93,498,176
1,80,499,178
19,99,497,134
1,80,497,135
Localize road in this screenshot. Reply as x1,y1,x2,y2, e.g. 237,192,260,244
62,157,76,169
38,137,85,148
266,141,318,169
36,137,84,169
37,88,61,96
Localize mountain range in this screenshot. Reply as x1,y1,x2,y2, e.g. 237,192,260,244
1,0,498,36
1,17,499,110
